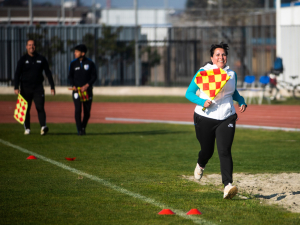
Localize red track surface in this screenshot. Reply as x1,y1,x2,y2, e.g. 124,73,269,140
1,101,300,129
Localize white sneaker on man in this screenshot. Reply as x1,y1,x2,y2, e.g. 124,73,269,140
24,129,30,135
194,163,204,181
41,126,49,135
223,183,238,199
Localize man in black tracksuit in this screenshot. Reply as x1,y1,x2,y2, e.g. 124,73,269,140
68,44,97,135
14,39,55,135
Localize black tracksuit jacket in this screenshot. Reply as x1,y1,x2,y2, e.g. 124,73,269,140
14,52,55,90
68,57,97,91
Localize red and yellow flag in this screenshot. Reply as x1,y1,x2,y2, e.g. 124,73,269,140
77,87,89,102
14,94,28,124
194,68,230,110
195,68,230,100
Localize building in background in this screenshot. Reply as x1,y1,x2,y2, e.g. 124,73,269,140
0,0,100,25
0,0,299,87
277,1,300,83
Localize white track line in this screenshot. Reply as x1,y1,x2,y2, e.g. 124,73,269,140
106,117,193,125
105,117,300,132
0,138,215,225
236,124,300,132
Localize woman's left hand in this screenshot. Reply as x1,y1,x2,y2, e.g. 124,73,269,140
239,105,247,113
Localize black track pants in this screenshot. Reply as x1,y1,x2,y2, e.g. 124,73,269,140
21,85,46,130
72,91,93,132
194,112,237,186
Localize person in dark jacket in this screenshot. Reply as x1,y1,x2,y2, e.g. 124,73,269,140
68,44,97,135
14,39,55,135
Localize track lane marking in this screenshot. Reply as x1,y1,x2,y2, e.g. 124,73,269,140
105,117,300,132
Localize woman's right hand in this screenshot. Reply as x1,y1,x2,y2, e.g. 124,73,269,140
204,100,212,108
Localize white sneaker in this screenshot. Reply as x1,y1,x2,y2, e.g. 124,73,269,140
194,163,204,181
24,129,30,135
223,183,238,199
41,126,49,135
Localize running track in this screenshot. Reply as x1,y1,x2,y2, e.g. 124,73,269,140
1,102,300,129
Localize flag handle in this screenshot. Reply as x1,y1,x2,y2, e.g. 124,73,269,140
202,107,206,112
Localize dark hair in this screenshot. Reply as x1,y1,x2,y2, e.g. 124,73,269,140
26,39,35,45
210,42,229,57
74,44,87,53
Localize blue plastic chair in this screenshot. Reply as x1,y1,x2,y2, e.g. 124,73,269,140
244,75,256,84
259,75,270,85
259,75,271,104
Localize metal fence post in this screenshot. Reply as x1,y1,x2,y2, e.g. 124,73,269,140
134,0,139,86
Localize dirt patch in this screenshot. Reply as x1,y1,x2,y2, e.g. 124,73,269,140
184,173,300,213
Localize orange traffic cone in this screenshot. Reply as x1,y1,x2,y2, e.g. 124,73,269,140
158,209,175,215
26,155,37,160
186,209,202,215
65,157,76,161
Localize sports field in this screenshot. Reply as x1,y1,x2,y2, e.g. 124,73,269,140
1,96,300,224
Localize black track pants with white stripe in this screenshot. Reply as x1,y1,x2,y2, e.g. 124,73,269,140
194,112,237,187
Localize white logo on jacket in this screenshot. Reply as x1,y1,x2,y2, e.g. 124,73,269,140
75,67,80,70
84,64,89,70
36,60,42,63
25,60,29,64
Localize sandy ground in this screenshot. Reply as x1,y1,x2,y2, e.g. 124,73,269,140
184,173,300,213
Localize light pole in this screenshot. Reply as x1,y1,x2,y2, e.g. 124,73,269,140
61,0,65,25
276,0,281,57
92,0,96,24
29,0,32,25
134,0,139,86
264,0,269,10
218,0,223,42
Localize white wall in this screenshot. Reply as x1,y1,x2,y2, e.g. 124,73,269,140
280,26,300,83
100,9,170,43
280,5,300,25
101,9,169,26
278,4,300,83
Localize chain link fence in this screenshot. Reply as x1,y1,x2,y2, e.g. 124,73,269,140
0,24,276,87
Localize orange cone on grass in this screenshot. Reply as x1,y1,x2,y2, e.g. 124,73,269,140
186,208,202,215
65,157,76,161
158,209,175,215
27,155,37,160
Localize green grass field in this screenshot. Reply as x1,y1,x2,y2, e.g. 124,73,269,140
1,123,299,225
